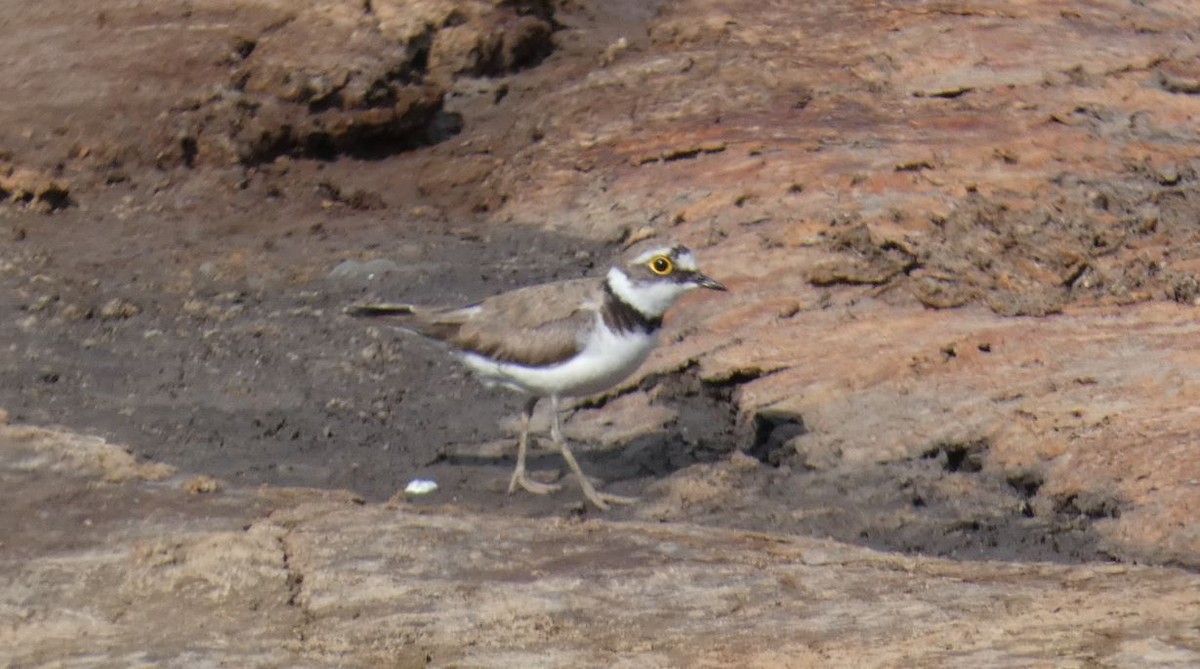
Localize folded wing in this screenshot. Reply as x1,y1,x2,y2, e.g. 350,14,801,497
350,278,603,367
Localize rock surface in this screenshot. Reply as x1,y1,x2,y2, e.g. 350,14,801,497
4,423,1200,667
3,0,1200,665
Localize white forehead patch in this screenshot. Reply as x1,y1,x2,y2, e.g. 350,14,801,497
632,246,676,264
631,245,698,271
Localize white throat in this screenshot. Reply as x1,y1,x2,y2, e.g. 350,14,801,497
606,267,694,318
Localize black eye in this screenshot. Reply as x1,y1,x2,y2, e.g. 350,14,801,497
650,255,673,275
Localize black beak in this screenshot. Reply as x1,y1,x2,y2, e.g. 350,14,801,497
694,273,727,291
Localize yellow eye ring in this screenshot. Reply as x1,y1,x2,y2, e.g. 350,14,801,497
649,255,674,276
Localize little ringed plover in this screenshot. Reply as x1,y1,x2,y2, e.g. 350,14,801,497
348,239,726,510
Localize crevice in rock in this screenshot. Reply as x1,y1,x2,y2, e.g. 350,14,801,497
276,530,316,643
922,439,988,473
1006,469,1044,498
278,533,304,608
745,409,806,466
1052,491,1126,520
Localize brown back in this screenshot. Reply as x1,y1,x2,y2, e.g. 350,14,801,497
404,278,604,367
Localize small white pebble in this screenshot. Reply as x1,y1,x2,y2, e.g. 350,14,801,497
404,479,438,495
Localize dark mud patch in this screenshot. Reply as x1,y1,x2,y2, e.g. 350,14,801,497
0,220,612,505
671,421,1122,564
574,373,739,485
583,370,1121,565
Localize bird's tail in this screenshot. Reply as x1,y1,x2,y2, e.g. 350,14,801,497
345,303,415,318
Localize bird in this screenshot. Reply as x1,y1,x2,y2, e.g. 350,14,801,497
347,239,726,510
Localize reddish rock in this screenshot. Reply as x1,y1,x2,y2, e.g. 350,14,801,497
3,0,1200,661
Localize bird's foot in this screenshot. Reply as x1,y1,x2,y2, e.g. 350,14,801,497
578,480,639,511
508,468,562,496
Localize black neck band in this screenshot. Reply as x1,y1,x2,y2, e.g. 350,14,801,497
602,281,663,334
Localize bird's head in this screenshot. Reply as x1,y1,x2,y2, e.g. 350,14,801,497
605,241,726,317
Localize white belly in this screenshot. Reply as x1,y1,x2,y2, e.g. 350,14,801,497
461,319,658,398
